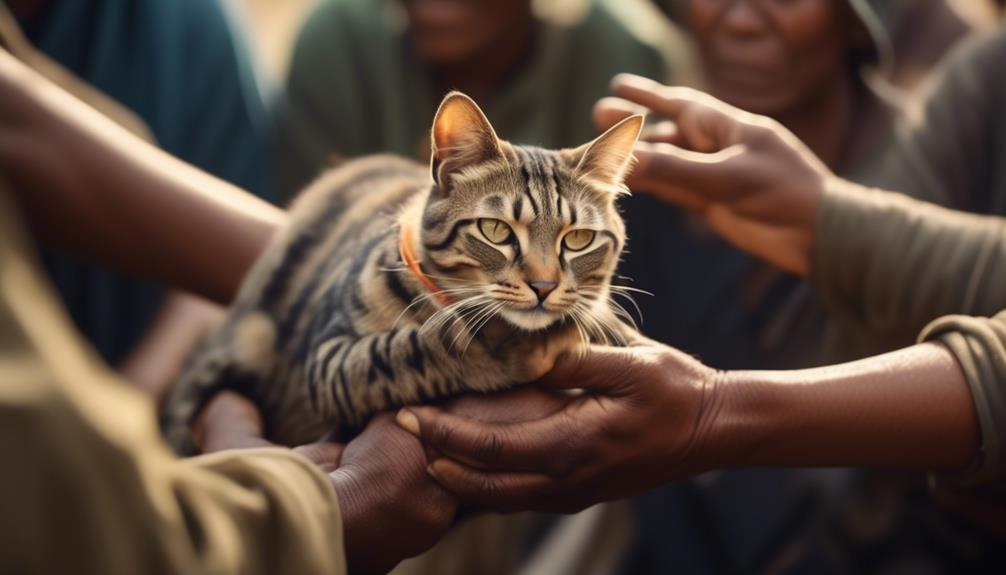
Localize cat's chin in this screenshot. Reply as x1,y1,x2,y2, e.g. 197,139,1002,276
500,308,562,332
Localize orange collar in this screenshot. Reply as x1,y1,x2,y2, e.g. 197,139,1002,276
399,224,451,306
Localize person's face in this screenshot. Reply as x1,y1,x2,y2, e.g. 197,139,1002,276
688,0,855,116
400,0,533,65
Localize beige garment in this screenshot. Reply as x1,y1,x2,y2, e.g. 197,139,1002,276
0,185,346,574
393,502,633,575
814,179,1006,485
921,311,1006,485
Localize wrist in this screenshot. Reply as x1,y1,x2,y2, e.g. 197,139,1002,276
693,369,787,470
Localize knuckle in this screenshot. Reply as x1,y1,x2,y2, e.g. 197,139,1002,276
477,475,502,498
431,421,454,450
475,431,504,463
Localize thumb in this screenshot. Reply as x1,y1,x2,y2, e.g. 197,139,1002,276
538,345,640,394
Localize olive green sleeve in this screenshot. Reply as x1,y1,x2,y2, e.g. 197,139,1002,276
0,189,346,574
811,178,1006,347
919,311,1006,485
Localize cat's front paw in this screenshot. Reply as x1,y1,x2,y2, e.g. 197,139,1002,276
514,326,582,382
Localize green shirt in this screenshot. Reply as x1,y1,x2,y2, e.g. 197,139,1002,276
274,0,688,201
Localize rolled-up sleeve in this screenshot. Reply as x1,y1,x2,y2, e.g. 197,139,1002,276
919,311,1006,485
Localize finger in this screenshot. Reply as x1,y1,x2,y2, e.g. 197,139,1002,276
639,120,680,144
293,442,346,473
426,458,555,512
612,74,736,121
593,97,648,132
628,141,743,204
397,406,583,472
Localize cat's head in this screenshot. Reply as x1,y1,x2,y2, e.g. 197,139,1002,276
418,92,641,334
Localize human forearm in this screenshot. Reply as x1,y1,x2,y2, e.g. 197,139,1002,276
0,50,282,303
715,342,980,472
920,310,1006,484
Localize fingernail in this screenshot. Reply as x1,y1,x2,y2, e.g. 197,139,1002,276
426,460,443,480
395,408,421,436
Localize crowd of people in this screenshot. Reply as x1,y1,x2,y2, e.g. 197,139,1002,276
1,0,1004,573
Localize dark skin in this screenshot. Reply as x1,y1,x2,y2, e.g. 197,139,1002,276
400,0,535,102
0,47,454,573
687,0,866,170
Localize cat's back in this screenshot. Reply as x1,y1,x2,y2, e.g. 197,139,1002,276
288,154,430,230
233,154,428,311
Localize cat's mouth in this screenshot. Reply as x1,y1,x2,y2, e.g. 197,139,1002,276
500,307,563,331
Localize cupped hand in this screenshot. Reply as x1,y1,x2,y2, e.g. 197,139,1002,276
594,74,831,276
194,392,458,575
396,344,722,514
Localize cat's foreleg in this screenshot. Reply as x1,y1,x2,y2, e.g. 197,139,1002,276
305,325,509,431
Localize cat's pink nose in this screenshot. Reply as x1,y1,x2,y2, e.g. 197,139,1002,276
528,280,558,303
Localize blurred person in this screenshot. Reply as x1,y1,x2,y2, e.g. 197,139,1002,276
589,27,1006,567
604,3,1002,570
2,0,270,400
0,44,459,575
274,0,691,201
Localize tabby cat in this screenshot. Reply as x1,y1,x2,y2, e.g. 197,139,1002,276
162,92,644,453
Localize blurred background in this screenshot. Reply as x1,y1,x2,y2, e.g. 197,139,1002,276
3,0,1004,573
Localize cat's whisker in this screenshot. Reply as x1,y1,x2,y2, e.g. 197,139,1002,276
579,285,646,326
390,286,484,330
460,302,505,357
576,302,621,347
608,285,654,297
566,305,592,350
419,295,482,336
449,297,497,355
608,298,641,331
425,294,492,340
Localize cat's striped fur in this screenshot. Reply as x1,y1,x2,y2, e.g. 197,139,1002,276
161,93,644,453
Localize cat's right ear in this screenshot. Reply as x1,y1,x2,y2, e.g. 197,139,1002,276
430,92,503,190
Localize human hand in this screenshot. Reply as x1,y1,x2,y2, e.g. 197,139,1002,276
594,74,831,276
395,345,723,514
193,393,457,574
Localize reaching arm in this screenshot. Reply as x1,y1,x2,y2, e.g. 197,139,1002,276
0,48,281,304
397,336,982,513
594,72,1006,346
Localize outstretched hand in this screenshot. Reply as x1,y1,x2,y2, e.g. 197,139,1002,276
594,74,830,276
396,344,723,514
195,392,457,575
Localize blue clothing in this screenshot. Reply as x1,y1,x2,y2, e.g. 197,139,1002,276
12,0,269,363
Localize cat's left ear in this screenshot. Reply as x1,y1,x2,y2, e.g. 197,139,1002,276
572,114,644,188
430,92,504,189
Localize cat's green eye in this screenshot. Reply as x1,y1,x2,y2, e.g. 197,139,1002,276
562,229,595,251
478,218,513,244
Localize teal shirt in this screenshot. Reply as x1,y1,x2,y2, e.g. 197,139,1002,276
11,0,269,362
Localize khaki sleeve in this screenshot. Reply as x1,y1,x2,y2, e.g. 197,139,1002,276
919,311,1006,485
0,189,346,574
811,178,1006,347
